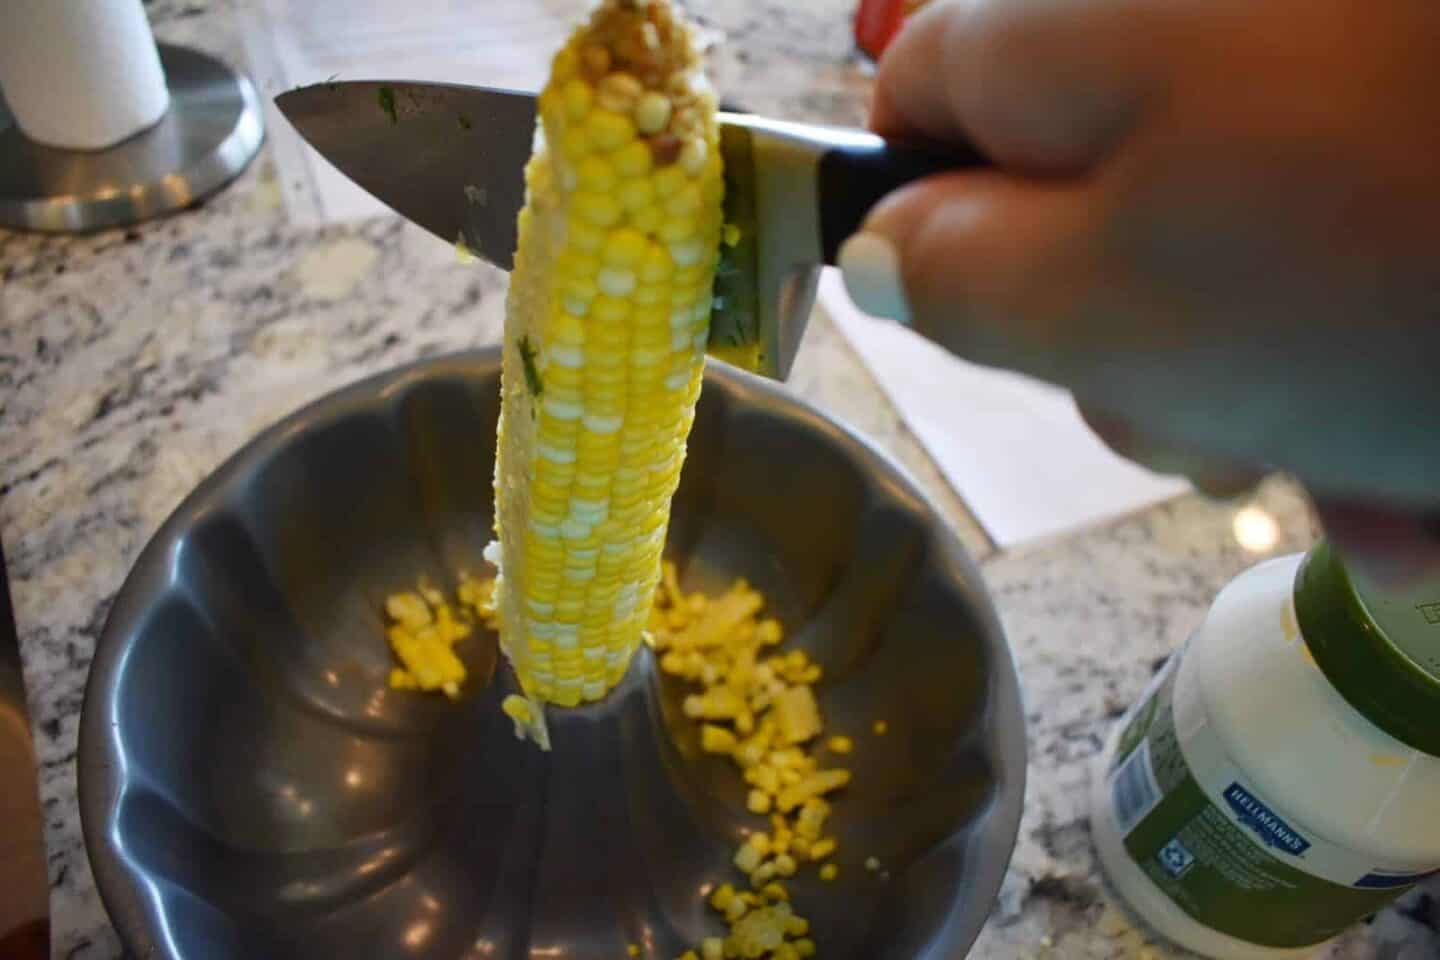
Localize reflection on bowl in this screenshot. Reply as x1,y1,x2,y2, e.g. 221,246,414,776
80,349,1025,959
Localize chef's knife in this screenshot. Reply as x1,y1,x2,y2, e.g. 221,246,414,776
276,81,986,380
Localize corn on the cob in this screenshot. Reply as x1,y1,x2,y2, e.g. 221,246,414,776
491,0,724,732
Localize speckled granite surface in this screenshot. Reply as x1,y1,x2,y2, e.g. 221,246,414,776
1,1,1435,958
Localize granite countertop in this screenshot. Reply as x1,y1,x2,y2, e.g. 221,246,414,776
1,1,1435,958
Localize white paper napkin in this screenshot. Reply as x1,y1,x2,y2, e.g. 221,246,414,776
819,269,1190,548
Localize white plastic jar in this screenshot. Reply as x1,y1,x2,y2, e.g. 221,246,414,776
1092,541,1440,958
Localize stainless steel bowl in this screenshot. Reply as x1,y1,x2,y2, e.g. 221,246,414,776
80,349,1025,959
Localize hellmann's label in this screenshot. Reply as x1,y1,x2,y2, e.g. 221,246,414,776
1105,651,1440,948
1221,783,1310,855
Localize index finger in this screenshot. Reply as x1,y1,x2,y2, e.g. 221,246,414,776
870,0,1157,174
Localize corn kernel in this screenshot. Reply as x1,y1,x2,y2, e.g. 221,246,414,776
577,155,617,191
873,720,889,736
636,92,673,134
777,769,851,813
562,78,594,119
827,735,853,754
819,864,838,881
701,724,738,754
502,695,534,724
615,140,654,177
603,227,650,266
586,109,636,151
679,137,708,175
573,191,624,227
747,789,772,814
580,44,611,77
773,686,822,745
599,72,643,111
808,837,837,861
386,592,432,629
733,842,763,874
654,165,687,198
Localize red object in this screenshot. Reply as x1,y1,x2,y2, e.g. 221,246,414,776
855,0,929,59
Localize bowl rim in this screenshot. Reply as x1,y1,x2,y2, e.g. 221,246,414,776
78,347,1027,958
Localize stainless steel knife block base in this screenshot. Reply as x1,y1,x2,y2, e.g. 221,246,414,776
0,44,264,234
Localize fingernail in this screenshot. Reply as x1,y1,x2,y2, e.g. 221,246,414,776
838,232,912,325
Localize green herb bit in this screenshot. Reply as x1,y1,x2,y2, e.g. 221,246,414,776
518,336,544,398
378,86,398,124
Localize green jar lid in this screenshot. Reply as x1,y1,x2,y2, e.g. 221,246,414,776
1293,540,1440,757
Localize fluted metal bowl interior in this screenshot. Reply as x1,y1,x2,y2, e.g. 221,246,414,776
80,349,1025,959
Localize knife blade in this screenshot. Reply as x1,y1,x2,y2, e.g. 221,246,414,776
276,81,986,380
0,534,49,958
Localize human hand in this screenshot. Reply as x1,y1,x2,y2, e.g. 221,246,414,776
838,0,1440,570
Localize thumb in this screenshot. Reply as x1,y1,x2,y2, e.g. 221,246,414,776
837,171,1103,380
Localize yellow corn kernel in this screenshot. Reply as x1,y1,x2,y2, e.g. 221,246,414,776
636,91,672,133
773,686,822,745
733,842,763,874
386,592,432,630
819,864,838,882
586,109,636,151
776,769,851,813
701,724,739,755
873,720,889,736
709,883,736,911
808,837,837,861
744,764,780,795
729,904,794,957
827,735,853,754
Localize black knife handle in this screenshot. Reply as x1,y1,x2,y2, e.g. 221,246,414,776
817,136,990,264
